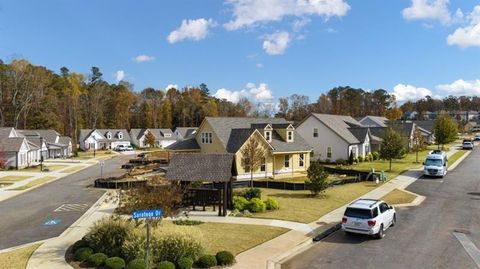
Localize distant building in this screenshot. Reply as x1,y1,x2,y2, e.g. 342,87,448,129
130,128,177,148
79,129,131,151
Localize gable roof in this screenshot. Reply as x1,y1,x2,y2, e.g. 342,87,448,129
359,116,389,127
204,117,311,153
166,153,235,182
174,127,198,140
166,138,200,151
0,137,27,152
348,127,369,142
310,114,364,144
80,129,130,142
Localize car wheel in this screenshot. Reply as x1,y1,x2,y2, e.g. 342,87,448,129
376,224,385,239
391,214,396,227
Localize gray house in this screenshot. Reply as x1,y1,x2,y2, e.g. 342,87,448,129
296,114,378,162
130,128,177,148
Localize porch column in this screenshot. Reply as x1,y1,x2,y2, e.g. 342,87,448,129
223,182,228,217
272,154,275,179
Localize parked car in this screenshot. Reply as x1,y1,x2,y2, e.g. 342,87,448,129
342,199,396,239
474,134,480,141
125,145,133,151
423,150,448,178
463,141,474,150
115,145,126,151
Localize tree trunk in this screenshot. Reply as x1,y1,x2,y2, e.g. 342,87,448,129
389,159,392,171
416,150,418,163
250,171,253,188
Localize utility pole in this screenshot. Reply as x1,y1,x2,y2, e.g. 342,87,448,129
40,136,44,171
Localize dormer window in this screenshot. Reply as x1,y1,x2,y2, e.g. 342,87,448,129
264,131,272,142
287,131,294,142
106,132,112,140
165,134,172,138
118,132,123,140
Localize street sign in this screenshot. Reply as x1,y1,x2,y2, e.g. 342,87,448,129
44,218,61,226
132,209,163,220
100,161,105,167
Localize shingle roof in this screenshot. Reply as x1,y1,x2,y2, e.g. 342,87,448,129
174,127,198,140
58,136,72,145
226,129,255,153
0,127,14,139
348,127,369,142
34,130,60,143
270,131,311,152
359,116,389,127
80,129,130,142
166,153,235,182
0,137,26,152
166,138,200,151
311,114,364,144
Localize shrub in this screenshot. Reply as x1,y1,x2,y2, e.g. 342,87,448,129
241,188,262,200
72,239,89,252
357,156,364,163
105,257,126,269
87,253,108,267
74,247,93,261
248,198,266,213
196,255,217,268
127,258,147,269
216,251,235,266
157,261,175,269
372,152,380,160
306,161,329,197
152,227,204,264
367,153,373,162
264,197,279,210
85,217,133,257
173,219,204,226
336,158,346,165
233,196,249,211
324,158,331,164
177,257,194,269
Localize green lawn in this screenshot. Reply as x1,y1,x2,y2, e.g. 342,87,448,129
61,166,85,173
0,243,41,269
9,176,56,191
249,181,383,223
73,150,113,160
448,150,468,166
159,221,288,255
381,189,417,205
22,165,66,172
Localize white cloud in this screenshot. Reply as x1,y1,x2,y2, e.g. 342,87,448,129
115,70,125,82
402,0,461,24
167,18,216,44
324,27,337,33
224,0,350,31
165,84,179,90
391,83,433,102
447,5,480,48
256,63,263,68
437,79,480,95
133,54,155,63
213,82,274,103
262,31,291,55
292,17,311,32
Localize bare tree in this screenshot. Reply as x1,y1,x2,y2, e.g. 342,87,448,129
240,136,268,187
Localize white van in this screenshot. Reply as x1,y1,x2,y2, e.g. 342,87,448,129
423,150,448,178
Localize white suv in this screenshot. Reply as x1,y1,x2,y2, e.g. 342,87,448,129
342,199,396,239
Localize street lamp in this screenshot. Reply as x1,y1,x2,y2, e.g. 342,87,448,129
40,136,44,172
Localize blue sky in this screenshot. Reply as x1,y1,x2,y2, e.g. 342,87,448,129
1,0,480,104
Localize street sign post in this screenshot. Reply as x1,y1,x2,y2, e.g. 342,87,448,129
132,209,163,267
100,161,105,179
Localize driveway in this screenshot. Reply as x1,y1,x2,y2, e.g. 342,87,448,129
0,155,130,250
283,148,480,269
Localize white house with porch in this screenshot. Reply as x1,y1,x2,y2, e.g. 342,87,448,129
79,129,131,151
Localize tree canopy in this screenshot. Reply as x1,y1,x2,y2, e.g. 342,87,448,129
433,113,458,149
380,128,405,171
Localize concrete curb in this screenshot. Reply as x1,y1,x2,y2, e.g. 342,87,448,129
0,239,49,254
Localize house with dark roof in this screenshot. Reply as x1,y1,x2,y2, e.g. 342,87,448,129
358,116,388,128
130,128,177,148
18,129,72,158
296,114,378,162
167,117,312,180
0,127,44,169
79,129,131,151
173,127,198,140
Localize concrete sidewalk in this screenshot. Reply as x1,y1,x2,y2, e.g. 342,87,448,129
26,190,118,269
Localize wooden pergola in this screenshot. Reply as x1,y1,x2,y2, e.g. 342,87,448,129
165,153,236,216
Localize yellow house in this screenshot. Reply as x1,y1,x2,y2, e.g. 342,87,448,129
167,117,312,180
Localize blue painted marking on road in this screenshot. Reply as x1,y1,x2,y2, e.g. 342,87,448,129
44,218,61,226
132,209,163,220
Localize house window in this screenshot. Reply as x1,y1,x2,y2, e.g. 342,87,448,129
260,158,266,172
106,133,112,139
164,134,172,138
313,128,318,137
265,131,272,142
118,132,123,139
201,132,212,144
287,131,294,142
327,147,332,158
284,155,290,168
299,154,305,167
244,157,250,173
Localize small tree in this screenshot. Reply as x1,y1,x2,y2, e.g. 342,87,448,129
411,127,425,163
240,136,268,188
380,127,405,171
145,131,156,148
305,161,329,196
386,107,403,121
433,113,458,150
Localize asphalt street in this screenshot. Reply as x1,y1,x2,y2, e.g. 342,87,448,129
0,155,131,250
284,148,480,269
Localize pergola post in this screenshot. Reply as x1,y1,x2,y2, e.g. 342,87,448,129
218,185,222,216
223,182,228,216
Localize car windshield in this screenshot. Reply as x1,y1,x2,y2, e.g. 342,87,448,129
344,208,373,219
425,158,443,167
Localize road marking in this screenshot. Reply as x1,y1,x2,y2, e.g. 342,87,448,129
54,203,90,212
44,218,61,226
453,232,480,268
